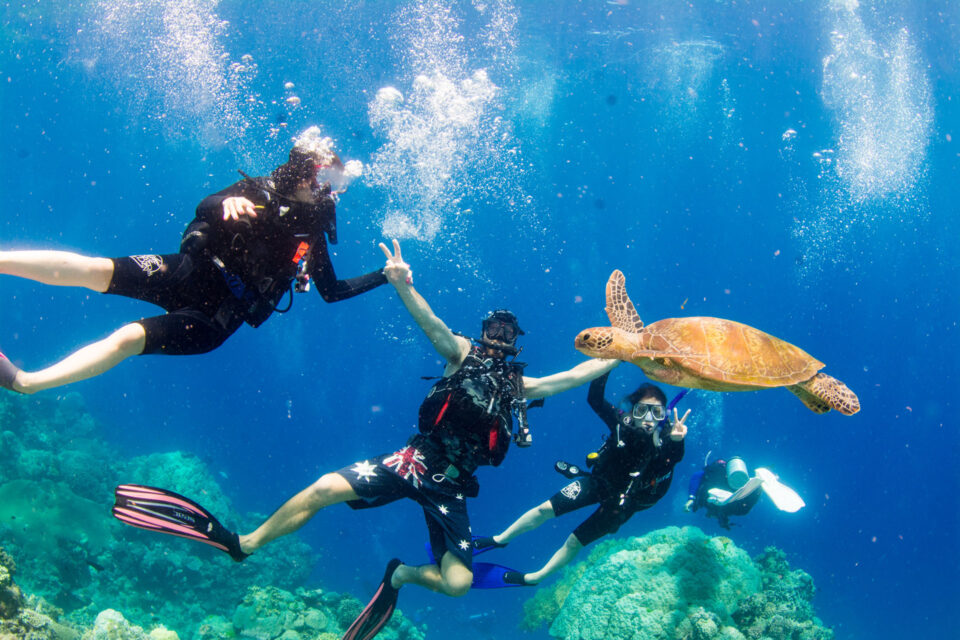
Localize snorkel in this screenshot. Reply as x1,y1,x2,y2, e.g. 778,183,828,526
656,388,690,437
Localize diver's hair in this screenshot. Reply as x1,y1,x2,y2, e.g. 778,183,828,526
627,383,667,406
272,148,318,194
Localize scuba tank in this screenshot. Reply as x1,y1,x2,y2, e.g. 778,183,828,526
726,456,749,490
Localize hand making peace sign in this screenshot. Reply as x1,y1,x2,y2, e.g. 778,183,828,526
379,239,413,286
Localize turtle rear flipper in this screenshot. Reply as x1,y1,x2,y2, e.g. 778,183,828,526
605,270,645,333
788,372,860,415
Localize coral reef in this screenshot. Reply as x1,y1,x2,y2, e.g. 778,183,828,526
521,526,832,640
731,548,832,640
224,584,424,640
0,545,81,640
0,392,425,640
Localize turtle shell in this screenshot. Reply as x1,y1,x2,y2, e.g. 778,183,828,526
641,316,824,388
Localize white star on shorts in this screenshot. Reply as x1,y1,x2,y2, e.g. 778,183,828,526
438,505,449,515
351,460,377,482
455,493,464,500
459,539,471,551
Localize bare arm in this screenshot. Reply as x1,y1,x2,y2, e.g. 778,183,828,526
380,240,470,368
523,357,619,400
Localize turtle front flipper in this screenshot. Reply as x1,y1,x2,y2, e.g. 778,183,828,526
605,270,645,333
787,373,860,416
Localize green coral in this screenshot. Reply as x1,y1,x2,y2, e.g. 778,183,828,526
521,527,831,640
0,544,81,640
226,584,424,640
731,548,832,640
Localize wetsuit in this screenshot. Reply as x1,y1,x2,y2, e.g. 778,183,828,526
338,344,527,568
549,372,684,545
687,460,761,528
104,176,386,355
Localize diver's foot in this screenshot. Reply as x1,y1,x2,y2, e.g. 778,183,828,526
226,532,250,563
342,558,402,640
472,535,507,554
0,349,22,393
503,571,537,587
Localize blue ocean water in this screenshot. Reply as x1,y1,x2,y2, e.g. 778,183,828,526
1,1,957,639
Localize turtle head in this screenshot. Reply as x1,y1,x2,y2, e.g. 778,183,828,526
575,326,618,358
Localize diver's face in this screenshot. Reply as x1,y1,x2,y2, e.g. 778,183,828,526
481,330,513,356
631,396,665,433
482,323,517,356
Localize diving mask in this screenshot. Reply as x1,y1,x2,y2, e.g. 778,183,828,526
632,402,666,423
483,319,519,342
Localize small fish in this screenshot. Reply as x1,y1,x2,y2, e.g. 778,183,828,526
680,297,688,310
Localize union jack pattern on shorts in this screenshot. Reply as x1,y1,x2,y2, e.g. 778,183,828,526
382,445,428,489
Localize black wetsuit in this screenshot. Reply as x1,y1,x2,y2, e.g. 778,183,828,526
105,176,386,355
338,344,527,568
549,372,684,545
688,460,761,529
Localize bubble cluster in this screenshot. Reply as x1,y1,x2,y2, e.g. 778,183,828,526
365,0,527,249
77,0,269,158
820,2,932,202
789,1,932,281
687,391,725,453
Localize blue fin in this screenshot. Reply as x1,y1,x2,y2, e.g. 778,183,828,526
471,562,530,589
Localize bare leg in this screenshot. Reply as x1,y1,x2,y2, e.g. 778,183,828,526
13,322,147,394
494,500,556,544
0,250,114,291
522,533,583,585
239,472,359,554
393,551,472,597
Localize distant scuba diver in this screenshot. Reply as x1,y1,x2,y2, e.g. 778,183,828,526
684,455,805,530
111,239,618,640
0,126,386,394
470,369,690,586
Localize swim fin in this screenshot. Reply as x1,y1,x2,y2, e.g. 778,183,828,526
112,484,248,562
721,476,764,506
755,468,805,513
342,558,402,640
472,562,534,589
471,535,507,555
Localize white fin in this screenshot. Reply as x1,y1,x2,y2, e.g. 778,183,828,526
706,487,732,505
713,477,763,506
756,468,805,513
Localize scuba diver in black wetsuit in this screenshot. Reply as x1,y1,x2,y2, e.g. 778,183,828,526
0,127,386,394
111,240,618,640
685,456,806,529
473,369,690,586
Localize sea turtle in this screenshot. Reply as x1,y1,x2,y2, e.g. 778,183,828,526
574,270,860,415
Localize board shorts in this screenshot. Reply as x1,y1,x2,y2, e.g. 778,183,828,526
549,474,651,546
337,438,480,568
105,254,243,355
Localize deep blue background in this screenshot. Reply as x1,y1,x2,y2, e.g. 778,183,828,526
1,2,957,639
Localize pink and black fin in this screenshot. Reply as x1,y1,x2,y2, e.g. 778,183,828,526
342,558,402,640
112,484,248,562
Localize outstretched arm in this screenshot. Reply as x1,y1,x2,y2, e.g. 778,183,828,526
379,240,470,368
523,357,619,400
587,370,621,431
310,243,387,302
